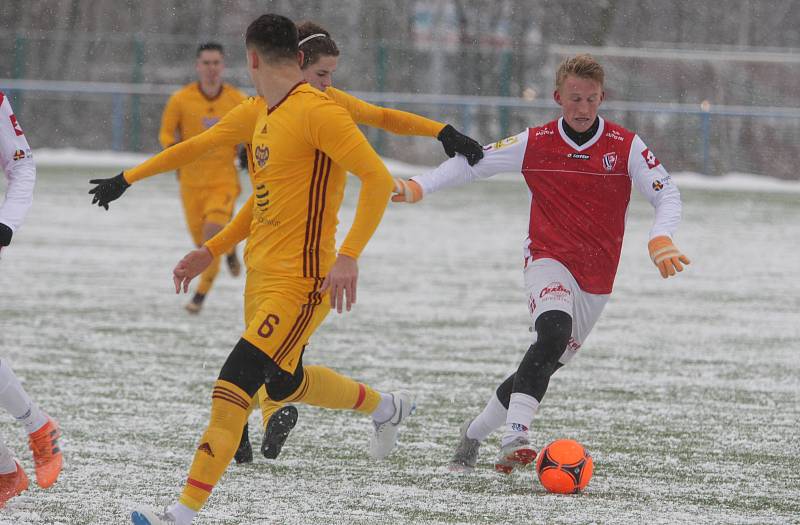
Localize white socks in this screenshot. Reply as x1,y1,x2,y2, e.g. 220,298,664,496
371,393,395,423
0,359,48,434
0,438,16,475
501,393,540,447
466,394,507,441
167,503,197,525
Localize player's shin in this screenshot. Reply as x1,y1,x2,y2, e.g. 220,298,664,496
278,365,380,414
179,380,250,512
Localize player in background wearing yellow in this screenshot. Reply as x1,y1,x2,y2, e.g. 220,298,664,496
89,21,483,465
130,15,415,524
158,42,247,314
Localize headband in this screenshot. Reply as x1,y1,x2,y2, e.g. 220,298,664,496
299,33,327,47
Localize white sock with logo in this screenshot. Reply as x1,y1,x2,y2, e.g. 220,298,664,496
371,393,395,423
0,438,16,475
466,394,507,442
0,360,48,435
500,393,540,448
167,502,197,525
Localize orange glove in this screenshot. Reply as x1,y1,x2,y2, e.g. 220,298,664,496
648,236,691,278
391,178,423,203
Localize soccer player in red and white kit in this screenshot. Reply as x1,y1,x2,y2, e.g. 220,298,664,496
0,92,63,506
393,54,690,473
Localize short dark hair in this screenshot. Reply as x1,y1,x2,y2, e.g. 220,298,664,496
196,42,224,57
297,21,339,68
245,14,298,62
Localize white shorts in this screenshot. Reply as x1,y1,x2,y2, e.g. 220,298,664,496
524,258,609,364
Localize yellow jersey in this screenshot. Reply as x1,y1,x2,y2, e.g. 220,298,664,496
158,82,247,188
212,82,394,278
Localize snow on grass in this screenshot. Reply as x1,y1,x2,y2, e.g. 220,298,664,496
0,165,797,524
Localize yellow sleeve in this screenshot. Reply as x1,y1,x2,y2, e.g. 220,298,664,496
125,101,259,184
158,93,182,148
306,100,394,260
204,193,253,257
327,87,445,137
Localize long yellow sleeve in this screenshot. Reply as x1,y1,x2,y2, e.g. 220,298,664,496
124,100,261,184
334,141,395,260
326,87,445,137
305,99,394,260
204,193,253,257
158,94,182,148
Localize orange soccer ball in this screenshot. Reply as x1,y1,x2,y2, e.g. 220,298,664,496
535,439,593,494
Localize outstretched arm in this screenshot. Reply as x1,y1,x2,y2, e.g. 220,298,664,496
89,100,259,209
327,88,483,165
394,130,529,203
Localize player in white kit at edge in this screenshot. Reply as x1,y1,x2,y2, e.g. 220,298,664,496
392,54,691,472
0,92,63,507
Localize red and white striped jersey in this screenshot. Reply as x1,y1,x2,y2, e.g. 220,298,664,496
0,92,36,232
412,116,682,294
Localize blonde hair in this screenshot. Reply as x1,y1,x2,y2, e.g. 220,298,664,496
555,54,604,90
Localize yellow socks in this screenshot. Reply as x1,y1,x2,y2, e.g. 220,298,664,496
284,365,380,414
179,380,250,511
197,253,222,295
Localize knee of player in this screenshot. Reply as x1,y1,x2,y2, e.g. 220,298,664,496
533,310,573,349
265,369,304,402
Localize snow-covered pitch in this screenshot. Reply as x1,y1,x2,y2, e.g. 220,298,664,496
0,160,798,524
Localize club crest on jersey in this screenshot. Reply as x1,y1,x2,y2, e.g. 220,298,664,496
602,152,618,172
254,145,269,168
567,153,590,160
642,148,660,169
9,114,23,136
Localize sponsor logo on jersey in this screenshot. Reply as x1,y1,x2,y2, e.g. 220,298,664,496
9,114,23,136
606,129,624,142
651,174,671,192
202,116,220,129
642,148,660,169
567,153,590,160
539,281,571,299
254,145,269,168
602,152,618,172
566,336,581,352
12,149,28,161
484,135,519,151
535,127,555,137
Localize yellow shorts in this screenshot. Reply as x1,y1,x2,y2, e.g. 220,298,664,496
180,183,240,246
242,269,330,373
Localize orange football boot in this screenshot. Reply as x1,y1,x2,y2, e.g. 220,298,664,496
28,418,63,488
0,460,29,508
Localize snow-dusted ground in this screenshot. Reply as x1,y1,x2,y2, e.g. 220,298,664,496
0,157,798,524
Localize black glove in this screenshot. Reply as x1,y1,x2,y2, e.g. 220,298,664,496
437,124,484,166
88,172,131,210
238,146,249,171
0,222,12,247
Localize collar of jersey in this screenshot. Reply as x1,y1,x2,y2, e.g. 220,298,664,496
557,116,605,152
268,81,308,114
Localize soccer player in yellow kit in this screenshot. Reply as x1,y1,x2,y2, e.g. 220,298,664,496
89,21,483,466
158,42,247,314
130,15,417,524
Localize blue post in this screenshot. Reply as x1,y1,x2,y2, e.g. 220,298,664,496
112,94,125,151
